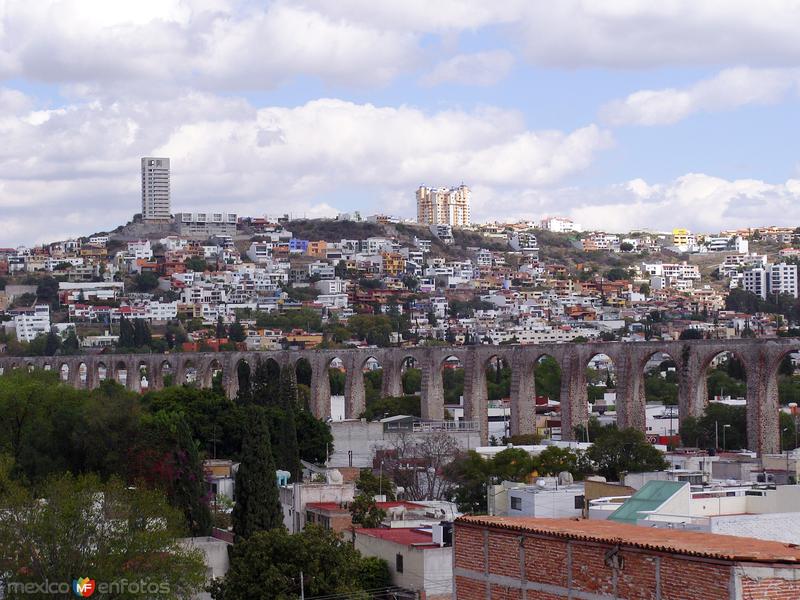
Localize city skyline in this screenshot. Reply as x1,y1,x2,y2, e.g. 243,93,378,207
1,2,800,246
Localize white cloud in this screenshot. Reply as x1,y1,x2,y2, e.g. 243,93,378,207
515,1,800,68
0,1,419,92
295,1,526,32
420,51,514,87
0,91,611,245
600,67,800,126
470,174,800,233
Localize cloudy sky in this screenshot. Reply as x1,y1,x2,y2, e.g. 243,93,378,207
2,0,800,245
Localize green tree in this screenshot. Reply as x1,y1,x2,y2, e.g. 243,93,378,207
185,256,207,272
232,407,283,540
0,473,206,600
135,271,159,292
537,446,590,478
349,494,386,528
209,526,387,600
44,331,62,356
442,450,489,513
228,319,246,343
587,427,668,481
133,318,152,347
118,315,136,348
605,267,631,281
534,356,561,401
216,316,227,339
355,468,396,501
133,412,212,537
295,410,333,464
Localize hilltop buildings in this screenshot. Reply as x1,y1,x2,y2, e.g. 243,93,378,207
416,185,471,227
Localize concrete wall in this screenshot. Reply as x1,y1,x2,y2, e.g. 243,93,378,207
179,537,231,600
329,420,478,468
710,512,800,545
279,482,355,533
353,532,452,597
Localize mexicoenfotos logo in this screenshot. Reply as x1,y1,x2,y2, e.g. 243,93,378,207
72,578,96,597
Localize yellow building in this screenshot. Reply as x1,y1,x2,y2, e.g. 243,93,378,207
672,228,691,246
381,252,406,277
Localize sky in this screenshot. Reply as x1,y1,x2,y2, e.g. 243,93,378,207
1,0,800,245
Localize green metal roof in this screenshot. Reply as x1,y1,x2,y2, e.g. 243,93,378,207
608,480,687,525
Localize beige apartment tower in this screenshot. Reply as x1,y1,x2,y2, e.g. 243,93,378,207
416,184,471,227
141,157,171,221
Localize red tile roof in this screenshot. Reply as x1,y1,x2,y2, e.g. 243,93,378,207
457,517,800,565
357,527,438,547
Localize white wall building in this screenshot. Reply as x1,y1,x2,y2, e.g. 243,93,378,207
140,157,170,221
13,304,51,342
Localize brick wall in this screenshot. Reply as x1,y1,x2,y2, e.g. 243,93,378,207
741,576,800,600
453,521,800,600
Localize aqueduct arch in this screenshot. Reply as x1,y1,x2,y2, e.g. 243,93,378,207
0,339,793,455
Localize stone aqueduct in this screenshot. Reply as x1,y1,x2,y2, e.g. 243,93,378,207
1,339,798,455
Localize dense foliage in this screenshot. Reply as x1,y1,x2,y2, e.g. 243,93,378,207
209,526,391,600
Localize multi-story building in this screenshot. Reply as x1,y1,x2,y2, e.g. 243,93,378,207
416,185,471,227
140,157,170,221
769,262,798,299
12,304,51,342
540,217,582,233
175,213,237,239
743,263,798,300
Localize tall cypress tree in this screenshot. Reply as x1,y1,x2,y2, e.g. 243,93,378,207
232,407,283,540
171,416,212,537
270,365,301,478
118,315,135,348
278,364,298,410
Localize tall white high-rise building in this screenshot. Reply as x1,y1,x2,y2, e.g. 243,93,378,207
141,157,171,221
416,185,471,227
769,263,798,299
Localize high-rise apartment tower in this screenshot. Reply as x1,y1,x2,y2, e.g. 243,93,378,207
141,157,171,221
416,185,471,227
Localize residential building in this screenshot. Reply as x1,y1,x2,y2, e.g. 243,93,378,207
429,224,454,245
540,216,581,233
770,262,798,299
416,185,471,227
743,262,798,300
175,213,237,239
355,525,453,600
743,266,768,299
12,304,51,342
140,157,170,221
487,477,584,518
453,516,800,599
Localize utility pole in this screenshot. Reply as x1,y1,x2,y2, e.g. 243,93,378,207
300,571,304,600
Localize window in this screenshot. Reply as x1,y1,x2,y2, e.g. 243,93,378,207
510,496,522,511
396,554,404,573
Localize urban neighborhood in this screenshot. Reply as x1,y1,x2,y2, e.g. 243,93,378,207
3,158,800,598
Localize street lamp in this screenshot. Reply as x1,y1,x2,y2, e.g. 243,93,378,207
723,424,731,451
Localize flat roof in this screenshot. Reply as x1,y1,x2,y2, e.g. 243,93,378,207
457,516,800,565
357,527,439,548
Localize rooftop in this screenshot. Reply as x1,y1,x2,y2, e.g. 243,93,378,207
609,480,686,525
356,527,439,548
457,516,800,564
